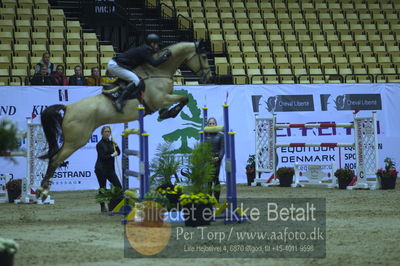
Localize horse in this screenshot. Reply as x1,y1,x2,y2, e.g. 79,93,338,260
36,40,212,200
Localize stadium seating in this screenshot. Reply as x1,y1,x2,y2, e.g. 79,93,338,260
0,0,399,85
0,0,116,85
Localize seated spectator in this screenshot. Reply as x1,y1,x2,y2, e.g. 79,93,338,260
86,67,102,86
100,70,117,84
51,64,69,86
34,52,55,75
69,65,87,86
30,64,52,85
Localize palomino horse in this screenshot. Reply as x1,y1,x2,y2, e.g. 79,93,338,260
37,41,212,200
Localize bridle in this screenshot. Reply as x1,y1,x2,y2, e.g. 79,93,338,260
187,47,211,84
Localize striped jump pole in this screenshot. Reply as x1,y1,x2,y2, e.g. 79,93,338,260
254,111,378,190
275,143,355,148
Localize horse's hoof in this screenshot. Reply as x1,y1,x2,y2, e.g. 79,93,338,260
36,187,43,199
40,190,49,202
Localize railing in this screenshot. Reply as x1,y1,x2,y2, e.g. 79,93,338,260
344,74,374,83
1,73,399,86
155,2,192,30
0,76,24,86
177,14,192,29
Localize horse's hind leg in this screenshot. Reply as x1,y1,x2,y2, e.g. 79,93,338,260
37,144,79,201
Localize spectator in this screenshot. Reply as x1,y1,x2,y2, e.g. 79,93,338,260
86,67,101,86
69,65,87,86
95,125,121,212
204,117,224,203
34,52,55,75
51,64,68,86
100,70,117,84
30,64,52,85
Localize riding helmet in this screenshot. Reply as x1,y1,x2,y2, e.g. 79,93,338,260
145,33,160,45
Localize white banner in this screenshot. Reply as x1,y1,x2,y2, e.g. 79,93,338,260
1,83,399,190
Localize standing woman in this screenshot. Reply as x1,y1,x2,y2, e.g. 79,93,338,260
204,117,224,202
95,126,122,212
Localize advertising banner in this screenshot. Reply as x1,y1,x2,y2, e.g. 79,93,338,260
1,83,399,190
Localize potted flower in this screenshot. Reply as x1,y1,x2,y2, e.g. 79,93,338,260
245,154,256,186
334,168,355,189
179,142,217,227
376,158,398,190
95,185,124,211
150,142,182,208
156,184,184,210
0,237,19,266
276,167,294,187
179,192,218,227
5,179,22,203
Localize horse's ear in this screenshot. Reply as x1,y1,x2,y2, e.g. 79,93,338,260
195,39,206,53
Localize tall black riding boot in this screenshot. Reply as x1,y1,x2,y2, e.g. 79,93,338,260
100,202,107,213
115,81,136,113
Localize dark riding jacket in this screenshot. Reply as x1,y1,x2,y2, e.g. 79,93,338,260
95,138,120,175
113,44,169,70
205,132,225,163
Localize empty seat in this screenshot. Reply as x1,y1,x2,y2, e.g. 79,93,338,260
13,44,30,57
0,31,13,45
50,20,65,33
229,57,245,70
34,0,50,10
0,68,10,84
66,56,81,69
66,45,82,57
83,45,98,58
67,20,81,33
214,57,229,75
14,31,31,45
193,22,207,39
15,20,31,32
100,45,115,58
31,44,47,57
66,32,81,45
49,32,65,45
12,56,29,70
210,34,224,53
242,45,257,57
0,8,16,20
31,32,48,45
50,9,65,22
0,43,12,58
247,68,263,84
33,8,49,20
83,57,98,69
16,8,33,20
18,0,34,9
231,68,247,84
32,19,48,33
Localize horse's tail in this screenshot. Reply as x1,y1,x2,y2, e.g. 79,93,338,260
39,104,66,160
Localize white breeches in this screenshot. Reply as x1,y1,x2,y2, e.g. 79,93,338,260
107,59,140,86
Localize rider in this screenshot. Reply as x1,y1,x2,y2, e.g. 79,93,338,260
107,33,172,112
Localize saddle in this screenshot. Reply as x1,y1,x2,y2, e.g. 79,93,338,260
102,79,145,107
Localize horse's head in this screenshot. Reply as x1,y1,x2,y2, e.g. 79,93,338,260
185,40,212,84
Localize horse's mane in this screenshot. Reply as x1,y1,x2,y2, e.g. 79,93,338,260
162,42,195,55
137,42,196,76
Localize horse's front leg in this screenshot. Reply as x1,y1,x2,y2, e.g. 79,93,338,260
158,94,188,119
